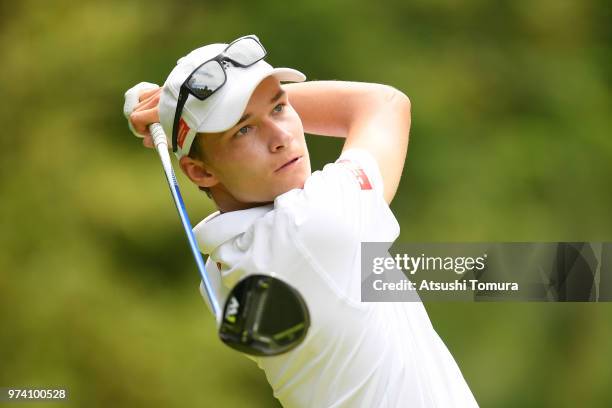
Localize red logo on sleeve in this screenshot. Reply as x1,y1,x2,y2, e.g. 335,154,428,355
337,160,372,190
177,118,190,149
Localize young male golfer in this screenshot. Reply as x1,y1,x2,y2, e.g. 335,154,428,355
124,34,478,407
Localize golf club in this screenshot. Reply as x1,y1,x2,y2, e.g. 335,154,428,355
148,123,310,356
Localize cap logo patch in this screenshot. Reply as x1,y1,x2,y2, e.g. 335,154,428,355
337,160,372,190
177,118,190,149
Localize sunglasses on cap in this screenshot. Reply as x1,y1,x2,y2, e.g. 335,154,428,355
171,35,267,153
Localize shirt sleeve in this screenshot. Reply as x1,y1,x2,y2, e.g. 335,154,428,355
335,148,386,196
291,147,400,243
273,148,400,297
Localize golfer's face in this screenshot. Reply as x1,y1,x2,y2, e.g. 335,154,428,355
201,76,311,202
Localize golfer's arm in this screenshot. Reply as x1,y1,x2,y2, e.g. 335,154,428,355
284,81,411,204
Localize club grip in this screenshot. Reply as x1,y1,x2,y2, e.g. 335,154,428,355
149,123,169,149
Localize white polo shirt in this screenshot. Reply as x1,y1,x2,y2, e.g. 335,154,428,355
194,149,479,408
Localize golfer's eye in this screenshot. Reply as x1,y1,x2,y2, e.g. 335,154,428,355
235,125,253,137
273,103,285,114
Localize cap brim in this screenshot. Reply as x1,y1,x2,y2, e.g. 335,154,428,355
194,64,306,133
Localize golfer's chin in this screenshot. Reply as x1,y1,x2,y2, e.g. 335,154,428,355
275,166,311,195
233,162,311,204
273,159,311,194
266,178,304,200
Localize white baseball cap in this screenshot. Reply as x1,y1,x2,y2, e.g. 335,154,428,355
159,35,306,159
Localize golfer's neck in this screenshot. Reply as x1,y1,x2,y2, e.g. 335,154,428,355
211,187,272,214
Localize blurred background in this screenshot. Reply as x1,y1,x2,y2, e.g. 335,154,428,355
1,0,611,406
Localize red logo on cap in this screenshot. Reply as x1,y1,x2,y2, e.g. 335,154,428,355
337,160,372,190
177,118,190,149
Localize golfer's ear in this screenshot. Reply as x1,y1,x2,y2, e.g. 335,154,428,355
179,156,219,188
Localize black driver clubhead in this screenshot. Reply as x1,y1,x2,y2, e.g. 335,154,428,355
218,274,310,356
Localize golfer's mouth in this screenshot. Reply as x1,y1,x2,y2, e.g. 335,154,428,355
275,156,302,172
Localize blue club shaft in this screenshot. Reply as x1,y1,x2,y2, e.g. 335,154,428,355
149,123,221,318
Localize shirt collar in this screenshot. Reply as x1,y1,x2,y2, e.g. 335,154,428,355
193,204,274,254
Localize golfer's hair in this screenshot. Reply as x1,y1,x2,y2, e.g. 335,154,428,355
188,133,212,198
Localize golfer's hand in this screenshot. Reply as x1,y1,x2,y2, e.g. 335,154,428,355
123,82,165,149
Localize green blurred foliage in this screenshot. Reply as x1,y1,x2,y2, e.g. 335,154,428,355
1,0,611,406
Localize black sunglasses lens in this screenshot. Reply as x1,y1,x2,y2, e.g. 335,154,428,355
225,37,266,66
187,60,226,99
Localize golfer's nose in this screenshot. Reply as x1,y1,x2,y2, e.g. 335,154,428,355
267,120,292,152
